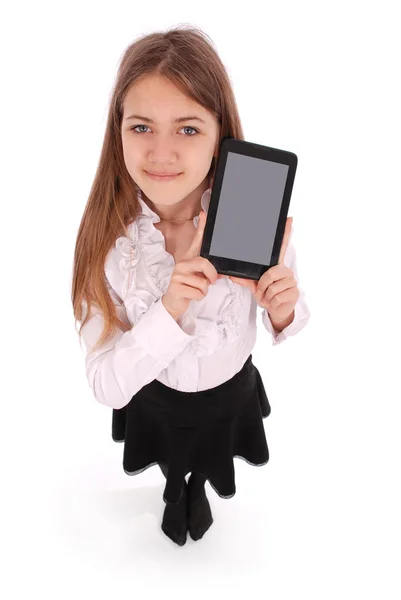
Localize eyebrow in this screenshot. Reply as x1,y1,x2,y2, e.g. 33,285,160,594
124,114,206,124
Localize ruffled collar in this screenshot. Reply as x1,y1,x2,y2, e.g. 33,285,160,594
135,186,212,228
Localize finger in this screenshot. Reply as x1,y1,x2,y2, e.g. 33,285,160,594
186,210,207,259
256,275,296,304
262,286,298,310
278,217,293,265
173,272,210,296
179,256,218,285
256,264,290,291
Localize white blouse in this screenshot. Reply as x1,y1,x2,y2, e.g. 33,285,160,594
81,187,311,409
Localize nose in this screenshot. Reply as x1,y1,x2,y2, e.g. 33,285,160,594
148,134,179,165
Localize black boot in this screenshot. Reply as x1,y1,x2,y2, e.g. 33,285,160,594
187,471,213,541
159,463,188,546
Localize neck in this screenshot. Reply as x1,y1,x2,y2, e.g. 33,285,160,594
159,215,196,223
141,179,210,222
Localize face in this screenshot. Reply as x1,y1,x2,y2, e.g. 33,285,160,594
121,74,220,208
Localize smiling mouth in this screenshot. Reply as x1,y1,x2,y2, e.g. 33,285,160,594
147,171,180,176
145,171,182,181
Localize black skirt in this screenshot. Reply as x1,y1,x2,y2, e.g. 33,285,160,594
111,354,271,505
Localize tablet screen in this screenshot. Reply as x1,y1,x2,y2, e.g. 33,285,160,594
209,151,289,265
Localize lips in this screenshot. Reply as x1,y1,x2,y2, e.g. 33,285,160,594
145,171,181,181
147,171,180,176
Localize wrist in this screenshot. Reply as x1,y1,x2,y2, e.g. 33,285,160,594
161,296,180,322
269,310,295,333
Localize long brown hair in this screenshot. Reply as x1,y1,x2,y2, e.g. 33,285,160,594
71,25,245,352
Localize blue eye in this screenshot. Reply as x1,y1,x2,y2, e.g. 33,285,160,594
131,125,149,133
130,125,199,136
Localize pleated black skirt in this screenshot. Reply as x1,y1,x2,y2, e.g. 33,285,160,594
111,354,271,505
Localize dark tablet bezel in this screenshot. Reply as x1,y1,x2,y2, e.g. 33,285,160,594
200,137,298,281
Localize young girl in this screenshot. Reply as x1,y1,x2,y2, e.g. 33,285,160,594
72,26,311,547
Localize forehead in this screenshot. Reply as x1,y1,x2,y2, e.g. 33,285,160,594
122,74,214,123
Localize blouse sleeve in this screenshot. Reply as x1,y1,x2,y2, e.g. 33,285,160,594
261,239,311,345
81,279,196,409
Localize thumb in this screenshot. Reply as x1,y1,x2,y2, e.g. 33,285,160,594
278,216,293,265
186,209,207,258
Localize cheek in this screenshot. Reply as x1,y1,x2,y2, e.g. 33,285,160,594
122,138,140,170
186,147,213,171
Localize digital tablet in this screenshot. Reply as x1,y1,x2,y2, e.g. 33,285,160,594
200,137,298,281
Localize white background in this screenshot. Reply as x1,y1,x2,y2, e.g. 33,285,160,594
1,0,400,598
